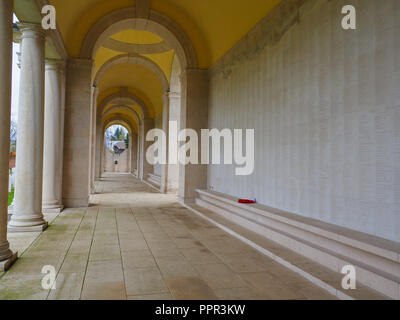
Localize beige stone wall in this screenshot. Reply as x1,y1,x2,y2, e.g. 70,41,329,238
103,147,130,173
207,0,400,241
103,147,114,173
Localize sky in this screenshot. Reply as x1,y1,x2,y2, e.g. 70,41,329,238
11,41,20,123
11,14,20,123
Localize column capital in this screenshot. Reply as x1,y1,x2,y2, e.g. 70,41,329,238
17,22,46,41
45,58,66,71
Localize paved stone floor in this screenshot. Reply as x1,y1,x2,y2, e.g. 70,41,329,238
0,173,335,300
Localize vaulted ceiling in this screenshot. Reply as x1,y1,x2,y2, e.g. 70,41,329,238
48,0,281,68
15,0,282,119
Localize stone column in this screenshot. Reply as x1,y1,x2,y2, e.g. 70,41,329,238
131,132,138,176
95,112,102,181
62,58,93,207
9,23,47,232
127,143,131,173
137,126,142,177
7,44,21,215
160,92,170,193
100,130,105,176
90,88,98,193
167,91,181,194
42,60,65,213
0,0,17,270
57,63,66,208
140,118,154,181
179,69,209,203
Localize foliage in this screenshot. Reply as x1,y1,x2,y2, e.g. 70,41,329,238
113,126,127,141
104,125,129,152
124,133,130,149
8,189,14,207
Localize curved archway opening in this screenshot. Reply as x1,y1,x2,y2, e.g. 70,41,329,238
85,6,207,202
102,124,132,174
81,8,198,70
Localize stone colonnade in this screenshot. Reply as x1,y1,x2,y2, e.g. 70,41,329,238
0,1,66,269
0,0,17,271
1,1,210,271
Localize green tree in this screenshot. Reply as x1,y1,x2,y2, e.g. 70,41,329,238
113,127,121,140
124,133,130,148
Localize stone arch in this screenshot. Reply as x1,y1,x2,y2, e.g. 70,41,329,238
80,7,198,69
101,116,140,176
84,6,207,201
170,54,181,94
102,120,133,174
98,88,150,120
102,38,170,55
94,54,169,91
102,105,141,128
103,118,135,136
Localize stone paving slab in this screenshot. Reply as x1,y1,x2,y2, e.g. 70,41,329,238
0,173,336,300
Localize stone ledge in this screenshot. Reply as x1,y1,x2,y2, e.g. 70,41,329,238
196,190,400,262
184,202,391,300
147,173,161,188
193,189,400,300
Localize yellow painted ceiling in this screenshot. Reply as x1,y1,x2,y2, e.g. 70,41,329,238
48,0,282,122
49,0,282,68
102,107,139,132
94,46,175,82
103,114,138,134
98,63,163,117
111,30,163,44
103,104,144,123
98,87,154,118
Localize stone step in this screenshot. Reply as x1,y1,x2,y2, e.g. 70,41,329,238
147,173,161,188
185,202,389,300
186,189,400,299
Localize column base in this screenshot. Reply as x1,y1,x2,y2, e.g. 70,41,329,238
0,252,18,272
43,205,64,214
8,221,48,233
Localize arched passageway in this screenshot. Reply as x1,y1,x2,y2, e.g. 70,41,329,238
102,124,132,174
1,0,399,301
